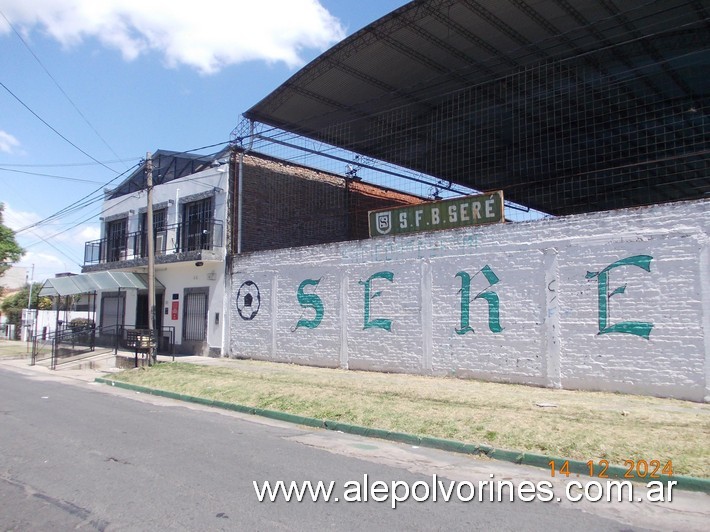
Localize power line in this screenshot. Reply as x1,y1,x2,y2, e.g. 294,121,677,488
0,167,106,184
0,80,120,175
15,162,140,234
12,140,232,235
0,158,136,168
0,9,127,171
24,194,135,251
22,227,85,269
171,140,233,157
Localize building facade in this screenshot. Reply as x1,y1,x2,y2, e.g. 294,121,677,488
82,150,229,355
81,148,423,355
228,198,710,402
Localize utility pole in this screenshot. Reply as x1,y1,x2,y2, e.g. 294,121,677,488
24,264,35,346
146,152,156,365
26,264,34,309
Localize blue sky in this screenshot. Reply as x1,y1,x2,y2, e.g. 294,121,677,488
0,0,408,282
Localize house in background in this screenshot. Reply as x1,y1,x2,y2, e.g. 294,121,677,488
0,266,27,293
0,265,28,338
78,147,423,356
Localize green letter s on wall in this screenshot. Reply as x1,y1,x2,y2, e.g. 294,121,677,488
295,279,324,330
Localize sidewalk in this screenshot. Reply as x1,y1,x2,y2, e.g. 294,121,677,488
0,337,221,381
0,349,204,383
3,350,710,531
1,343,709,490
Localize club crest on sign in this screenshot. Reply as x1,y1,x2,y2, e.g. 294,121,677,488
375,211,392,235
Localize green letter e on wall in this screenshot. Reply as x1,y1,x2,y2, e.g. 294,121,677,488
586,255,653,339
359,271,394,331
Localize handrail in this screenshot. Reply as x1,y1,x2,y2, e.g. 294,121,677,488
84,220,224,265
31,323,176,367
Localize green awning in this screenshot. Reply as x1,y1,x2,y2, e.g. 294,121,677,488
39,271,164,297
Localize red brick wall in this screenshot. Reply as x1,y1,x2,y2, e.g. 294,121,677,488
236,153,422,252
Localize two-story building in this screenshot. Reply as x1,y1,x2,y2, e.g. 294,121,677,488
82,149,230,356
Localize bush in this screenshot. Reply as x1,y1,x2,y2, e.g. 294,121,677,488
69,318,95,332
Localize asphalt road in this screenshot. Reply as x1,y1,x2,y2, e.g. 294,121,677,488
0,366,704,531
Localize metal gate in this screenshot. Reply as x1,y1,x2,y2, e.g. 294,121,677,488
183,289,208,342
100,292,125,333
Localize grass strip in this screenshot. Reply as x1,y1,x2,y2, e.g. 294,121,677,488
99,360,710,481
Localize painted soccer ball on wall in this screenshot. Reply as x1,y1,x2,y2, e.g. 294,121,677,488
236,281,260,321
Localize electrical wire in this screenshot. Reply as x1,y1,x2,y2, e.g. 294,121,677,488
0,158,136,168
0,80,121,175
14,162,141,234
0,167,106,184
12,139,233,235
23,193,137,251
0,9,127,171
21,226,87,269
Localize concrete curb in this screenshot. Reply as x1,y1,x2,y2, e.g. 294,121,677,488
95,377,710,494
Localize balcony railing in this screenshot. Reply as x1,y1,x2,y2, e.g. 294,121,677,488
84,220,224,265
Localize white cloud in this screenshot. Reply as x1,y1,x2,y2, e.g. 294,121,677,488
3,203,95,280
22,250,65,270
2,203,39,231
17,249,77,282
0,0,345,73
0,130,21,154
77,225,100,241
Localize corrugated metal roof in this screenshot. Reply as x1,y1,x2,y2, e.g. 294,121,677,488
246,0,709,215
107,148,231,199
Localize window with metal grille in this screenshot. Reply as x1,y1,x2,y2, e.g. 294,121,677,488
182,198,213,252
106,218,127,262
139,209,167,256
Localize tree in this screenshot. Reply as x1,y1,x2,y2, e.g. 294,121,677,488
0,283,51,336
0,203,24,280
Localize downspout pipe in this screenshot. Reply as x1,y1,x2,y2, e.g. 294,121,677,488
236,120,254,255
237,151,243,255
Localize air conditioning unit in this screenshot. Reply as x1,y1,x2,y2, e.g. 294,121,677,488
155,233,165,255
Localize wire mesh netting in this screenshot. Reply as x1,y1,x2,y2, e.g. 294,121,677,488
231,120,543,235
313,49,707,217
243,0,708,222
238,41,708,223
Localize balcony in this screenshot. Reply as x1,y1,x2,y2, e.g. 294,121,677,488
84,220,224,266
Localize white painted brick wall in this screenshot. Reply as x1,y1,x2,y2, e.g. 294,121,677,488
229,199,710,402
276,267,341,367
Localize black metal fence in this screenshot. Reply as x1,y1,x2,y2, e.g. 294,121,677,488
31,324,176,369
84,220,224,266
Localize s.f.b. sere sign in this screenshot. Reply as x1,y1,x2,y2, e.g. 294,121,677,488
368,191,504,238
